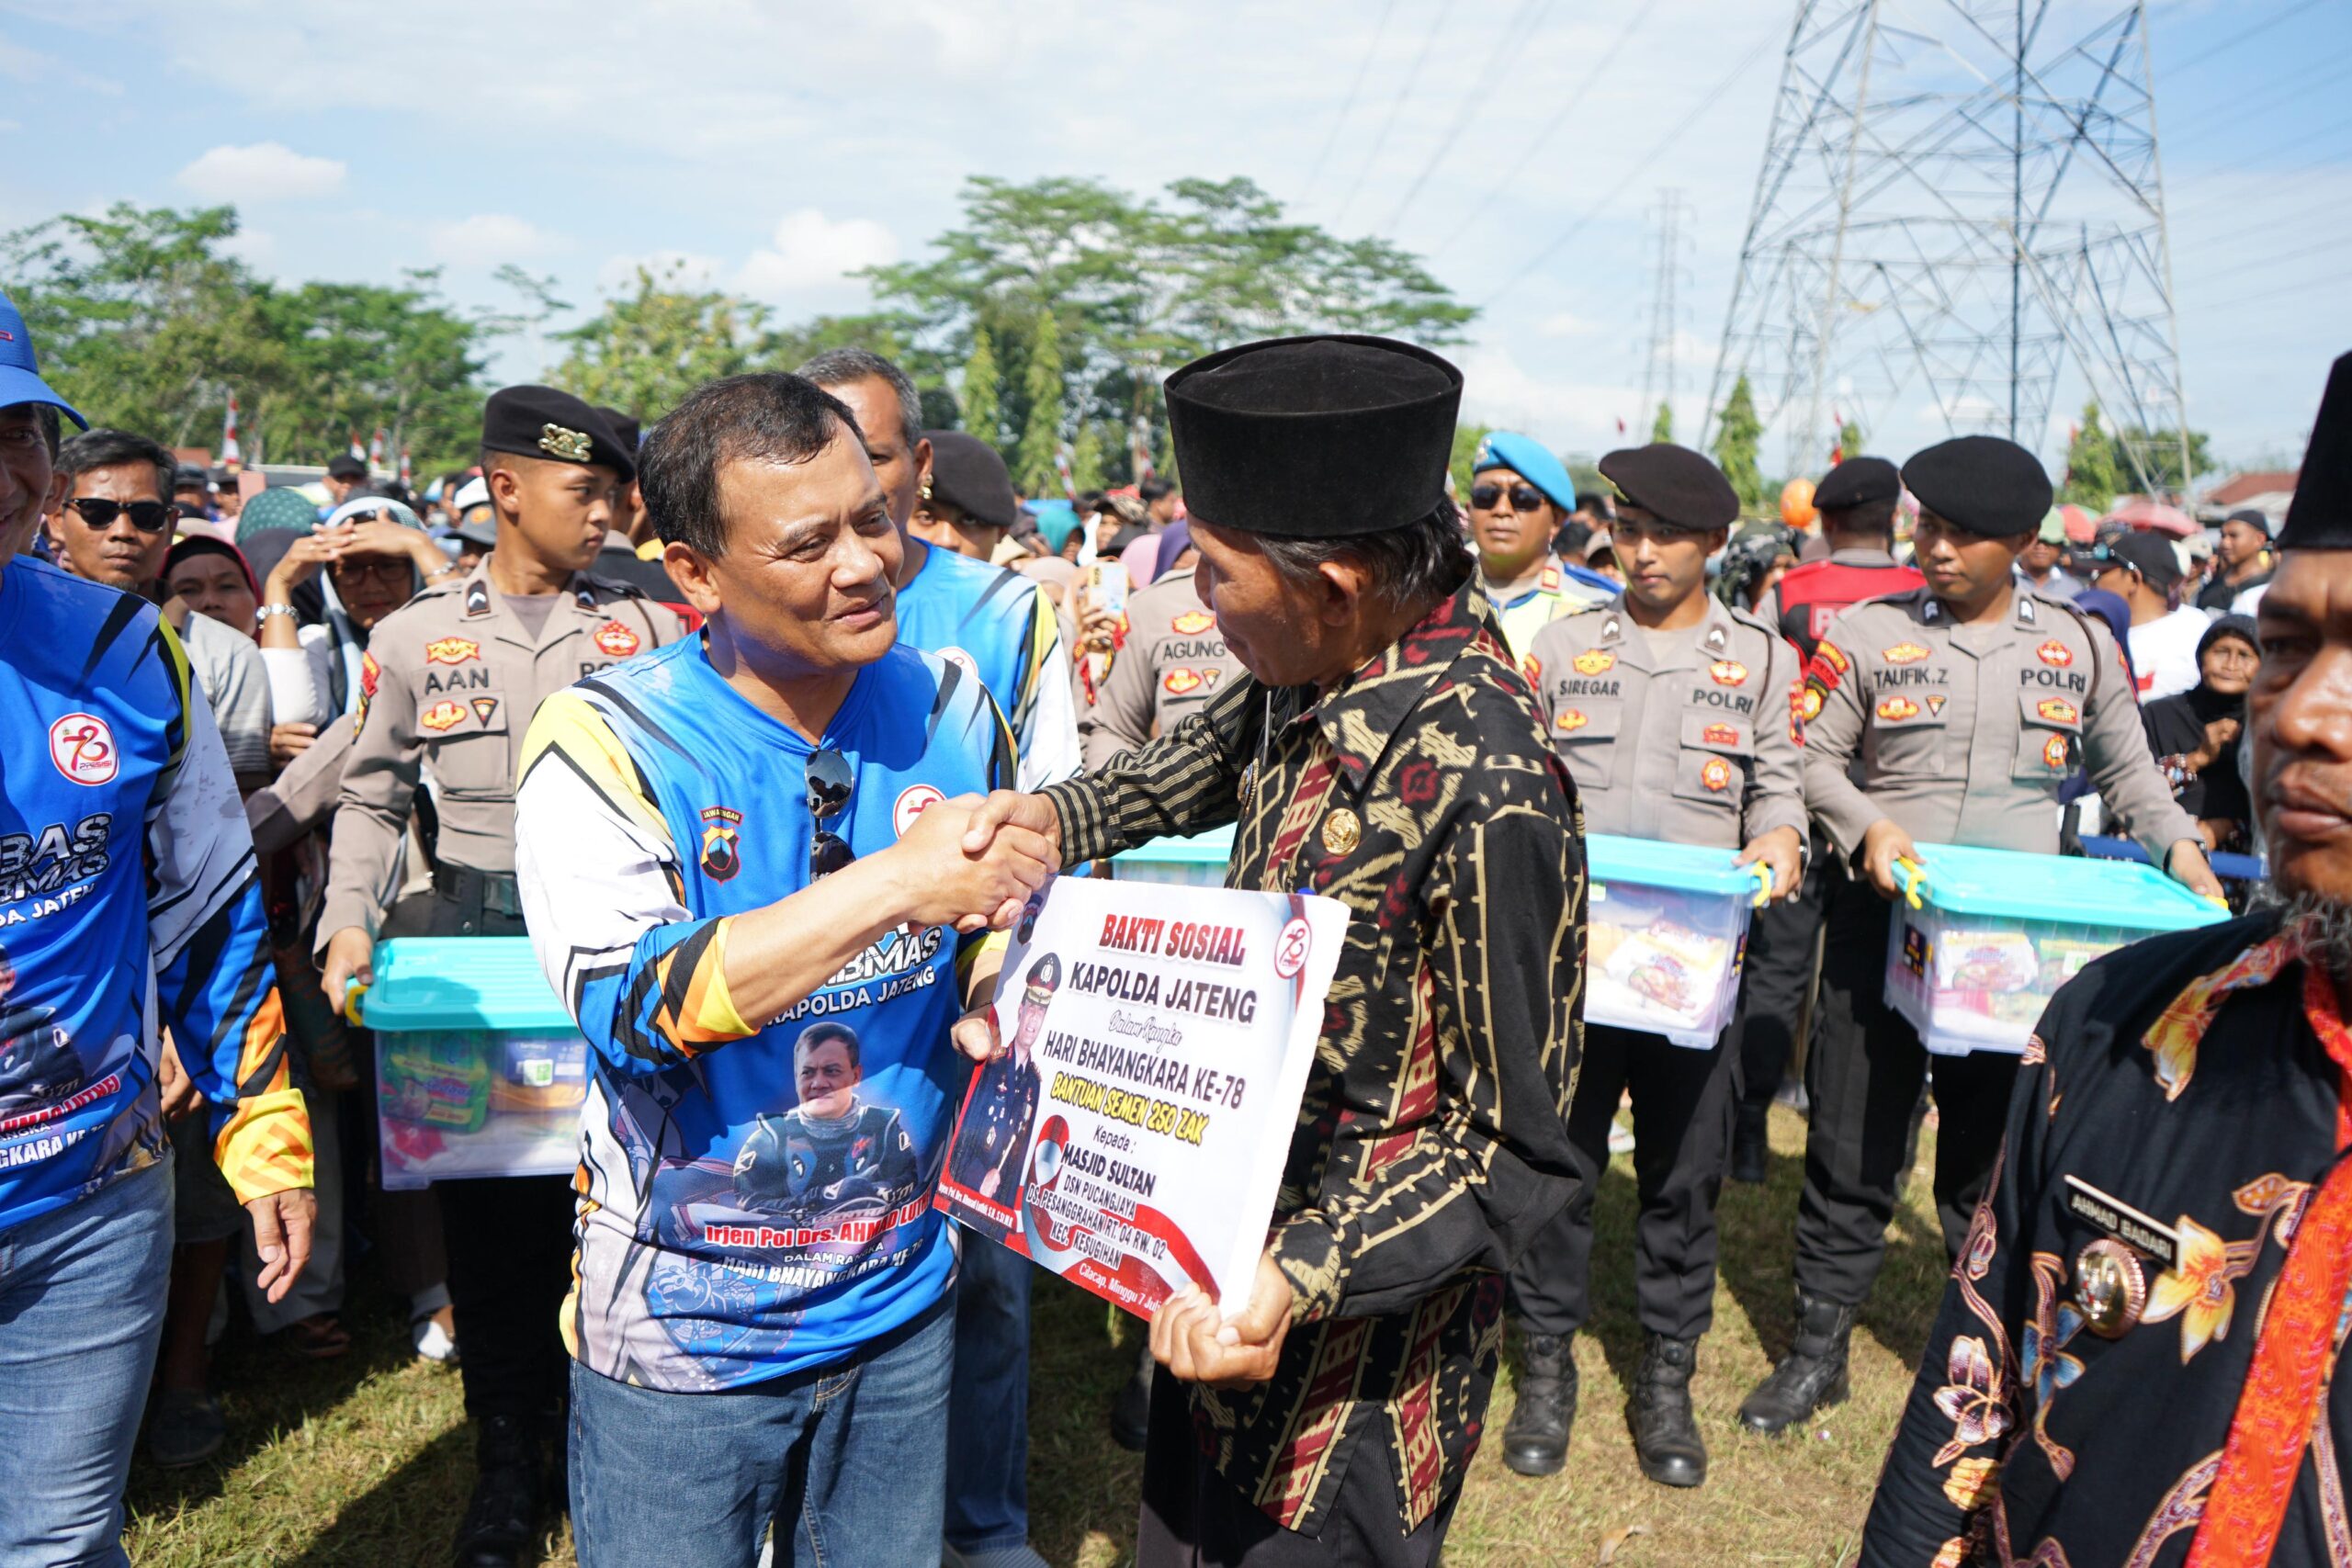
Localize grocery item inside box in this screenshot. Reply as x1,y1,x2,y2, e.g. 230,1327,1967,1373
1586,835,1760,1048
1883,841,2227,1055
360,937,593,1190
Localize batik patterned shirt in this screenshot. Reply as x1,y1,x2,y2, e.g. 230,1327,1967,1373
1042,575,1584,1533
1864,911,2352,1567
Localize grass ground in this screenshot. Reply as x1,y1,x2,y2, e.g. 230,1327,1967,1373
122,1105,1952,1567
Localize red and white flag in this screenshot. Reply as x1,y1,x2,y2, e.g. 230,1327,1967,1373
220,393,242,472
348,429,367,463
398,446,413,488
368,427,387,468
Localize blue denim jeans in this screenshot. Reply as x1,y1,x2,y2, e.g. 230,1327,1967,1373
569,1292,953,1568
0,1156,175,1568
946,1234,1034,1554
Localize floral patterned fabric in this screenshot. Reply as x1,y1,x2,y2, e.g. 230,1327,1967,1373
1862,912,2352,1567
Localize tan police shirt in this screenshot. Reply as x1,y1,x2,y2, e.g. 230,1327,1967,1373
1525,593,1807,851
1078,574,1249,769
1800,584,2197,865
317,561,686,942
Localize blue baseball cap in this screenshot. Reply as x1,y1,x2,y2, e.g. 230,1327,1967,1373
1471,430,1575,513
0,290,85,430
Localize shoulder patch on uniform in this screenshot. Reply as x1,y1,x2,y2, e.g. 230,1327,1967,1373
594,619,641,659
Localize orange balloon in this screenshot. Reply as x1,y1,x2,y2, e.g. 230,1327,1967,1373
1781,477,1818,527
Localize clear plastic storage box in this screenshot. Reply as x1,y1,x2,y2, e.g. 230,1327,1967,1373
362,938,589,1190
1111,823,1236,887
1883,842,2227,1056
1587,835,1764,1048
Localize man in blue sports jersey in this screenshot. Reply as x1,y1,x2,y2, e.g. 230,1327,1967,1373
0,291,316,1565
514,370,1057,1568
799,346,1077,1568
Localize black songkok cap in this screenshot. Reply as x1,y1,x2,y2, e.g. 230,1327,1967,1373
1901,434,2052,537
1598,442,1740,531
481,385,634,482
1814,455,1900,513
1163,334,1462,538
923,430,1018,531
2279,351,2352,550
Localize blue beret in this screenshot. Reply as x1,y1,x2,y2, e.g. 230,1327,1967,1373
1472,431,1576,513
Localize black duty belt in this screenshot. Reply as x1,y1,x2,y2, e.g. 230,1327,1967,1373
433,864,525,919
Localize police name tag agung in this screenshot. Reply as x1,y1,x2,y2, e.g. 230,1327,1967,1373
933,874,1346,1322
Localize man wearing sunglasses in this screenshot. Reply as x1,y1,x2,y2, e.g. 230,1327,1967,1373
511,370,1057,1568
1467,430,1616,669
46,428,273,794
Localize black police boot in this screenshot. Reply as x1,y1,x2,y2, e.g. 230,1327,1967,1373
1737,1291,1858,1436
1628,1335,1707,1488
1501,1331,1577,1477
450,1414,543,1568
1730,1103,1769,1184
1110,1340,1153,1452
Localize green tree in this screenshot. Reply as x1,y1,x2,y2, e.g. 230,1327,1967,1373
1449,423,1493,501
2062,402,2124,511
2111,425,2213,495
550,264,769,422
960,321,1003,449
1069,422,1107,492
1712,374,1767,508
258,273,487,472
1014,309,1066,495
1837,418,1864,463
1650,401,1673,444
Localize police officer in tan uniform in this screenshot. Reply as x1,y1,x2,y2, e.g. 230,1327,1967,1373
1504,443,1806,1490
1737,434,2222,1442
1080,538,1248,768
316,385,684,1568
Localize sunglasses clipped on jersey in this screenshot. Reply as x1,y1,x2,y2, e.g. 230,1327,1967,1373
62,497,180,534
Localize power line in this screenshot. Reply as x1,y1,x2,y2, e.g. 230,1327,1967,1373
1377,0,1563,235
2163,0,2328,76
1479,20,1780,308
2159,40,2352,142
2200,260,2352,312
2177,231,2352,288
1330,0,1464,227
1436,0,1664,255
1300,0,1400,199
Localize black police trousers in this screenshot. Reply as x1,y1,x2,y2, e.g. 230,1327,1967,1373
385,885,574,1427
1734,848,1831,1118
1509,1023,1736,1342
1792,875,2020,1306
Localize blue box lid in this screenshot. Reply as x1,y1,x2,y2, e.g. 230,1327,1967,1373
1112,822,1237,867
360,938,577,1032
1902,841,2227,932
1588,833,1761,898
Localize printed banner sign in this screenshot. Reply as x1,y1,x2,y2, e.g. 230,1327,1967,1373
934,874,1345,1321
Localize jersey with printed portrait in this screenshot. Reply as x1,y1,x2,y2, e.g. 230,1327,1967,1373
513,636,1014,1392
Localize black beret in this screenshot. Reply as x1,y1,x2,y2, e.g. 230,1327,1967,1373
325,453,368,479
595,406,643,457
1598,443,1739,531
1900,435,2052,536
1164,334,1462,538
2280,350,2352,550
481,385,635,482
1814,455,1899,513
923,430,1018,531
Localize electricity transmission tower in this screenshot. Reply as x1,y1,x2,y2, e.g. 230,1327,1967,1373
1640,190,1690,440
1703,1,2190,492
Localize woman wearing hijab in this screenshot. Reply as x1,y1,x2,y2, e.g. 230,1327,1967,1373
2140,614,2259,852
258,497,459,734
164,534,263,638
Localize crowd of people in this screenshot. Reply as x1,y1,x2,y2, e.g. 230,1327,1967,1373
1,268,2348,1568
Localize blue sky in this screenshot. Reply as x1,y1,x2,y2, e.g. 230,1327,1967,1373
2,0,2344,481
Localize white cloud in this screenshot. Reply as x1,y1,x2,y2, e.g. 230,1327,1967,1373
175,141,345,202
737,209,899,297
428,213,560,266
1537,312,1602,338
220,227,277,271
597,249,723,293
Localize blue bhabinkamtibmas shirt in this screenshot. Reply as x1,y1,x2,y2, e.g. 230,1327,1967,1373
514,633,1013,1392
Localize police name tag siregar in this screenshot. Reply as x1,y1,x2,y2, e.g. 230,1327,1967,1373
934,875,1347,1323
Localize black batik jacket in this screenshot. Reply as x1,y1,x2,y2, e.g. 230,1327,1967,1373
1863,911,2352,1567
1043,576,1585,1534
